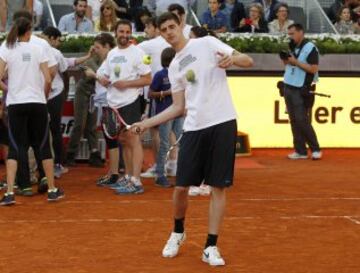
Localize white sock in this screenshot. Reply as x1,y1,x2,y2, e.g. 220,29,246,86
130,177,142,186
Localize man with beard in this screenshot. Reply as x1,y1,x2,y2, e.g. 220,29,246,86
97,20,151,194
58,0,93,33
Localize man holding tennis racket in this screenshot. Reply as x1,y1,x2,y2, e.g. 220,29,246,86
131,12,253,266
97,19,152,195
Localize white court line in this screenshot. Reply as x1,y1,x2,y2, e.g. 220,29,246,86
1,215,360,225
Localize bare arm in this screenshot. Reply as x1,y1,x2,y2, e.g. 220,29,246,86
112,73,152,90
40,62,52,98
131,91,185,133
217,50,254,69
0,59,6,83
148,89,172,99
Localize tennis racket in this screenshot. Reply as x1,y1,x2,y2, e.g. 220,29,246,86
101,106,131,139
166,133,183,161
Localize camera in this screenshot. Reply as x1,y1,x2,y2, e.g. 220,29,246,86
279,50,291,60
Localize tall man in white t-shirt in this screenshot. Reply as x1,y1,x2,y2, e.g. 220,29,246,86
98,20,152,194
132,12,253,266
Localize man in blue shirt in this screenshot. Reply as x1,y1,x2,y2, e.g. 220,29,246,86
201,0,227,33
58,0,93,33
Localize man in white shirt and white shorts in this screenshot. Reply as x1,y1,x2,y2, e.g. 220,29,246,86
132,12,253,266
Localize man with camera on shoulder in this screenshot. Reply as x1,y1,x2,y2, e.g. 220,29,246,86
280,23,322,160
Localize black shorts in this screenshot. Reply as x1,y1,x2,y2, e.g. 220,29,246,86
0,119,8,145
117,96,142,125
176,119,237,188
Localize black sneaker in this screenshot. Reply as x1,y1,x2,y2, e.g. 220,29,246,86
47,188,65,202
15,187,34,197
65,153,76,167
88,151,104,168
96,174,119,187
0,181,7,190
38,177,49,194
0,193,15,206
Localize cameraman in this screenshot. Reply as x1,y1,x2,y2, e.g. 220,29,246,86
281,23,322,160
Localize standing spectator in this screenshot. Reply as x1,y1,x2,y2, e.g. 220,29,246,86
0,17,64,206
236,3,268,33
168,3,193,38
221,0,246,32
334,6,356,34
3,0,34,31
201,0,227,33
58,0,93,33
65,45,104,168
94,0,118,32
268,3,294,35
253,0,279,22
33,0,44,30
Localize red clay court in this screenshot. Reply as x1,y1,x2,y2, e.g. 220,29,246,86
1,149,360,273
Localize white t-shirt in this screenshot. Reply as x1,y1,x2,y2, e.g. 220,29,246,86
137,36,170,75
29,35,57,67
168,36,237,131
49,47,69,100
183,24,192,38
101,44,152,108
0,42,49,105
95,60,108,107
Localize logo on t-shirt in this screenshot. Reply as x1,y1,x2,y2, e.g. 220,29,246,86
22,53,31,62
179,54,197,72
111,56,127,64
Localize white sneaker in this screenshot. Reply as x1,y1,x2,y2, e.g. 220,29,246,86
287,152,308,160
188,186,201,196
202,246,225,266
312,151,322,160
140,164,156,178
162,232,186,258
199,184,211,196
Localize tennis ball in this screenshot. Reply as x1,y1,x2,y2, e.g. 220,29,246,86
114,65,121,77
143,55,152,65
186,69,195,83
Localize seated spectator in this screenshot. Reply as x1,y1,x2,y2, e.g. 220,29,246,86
328,0,359,23
354,5,360,33
33,0,44,30
334,6,356,34
221,0,246,32
94,0,118,32
134,8,152,32
236,3,268,33
58,0,93,33
268,3,294,35
201,0,227,33
147,0,195,16
168,3,193,38
253,0,279,22
112,0,132,20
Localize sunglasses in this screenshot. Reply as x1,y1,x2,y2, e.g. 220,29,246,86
101,6,112,11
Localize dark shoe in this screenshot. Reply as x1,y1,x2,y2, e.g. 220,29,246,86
88,151,104,168
0,181,7,190
47,188,65,202
96,174,119,187
65,153,76,167
0,193,15,206
38,177,49,194
15,187,34,197
155,176,172,188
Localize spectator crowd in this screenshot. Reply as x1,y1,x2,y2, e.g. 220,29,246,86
0,0,359,35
